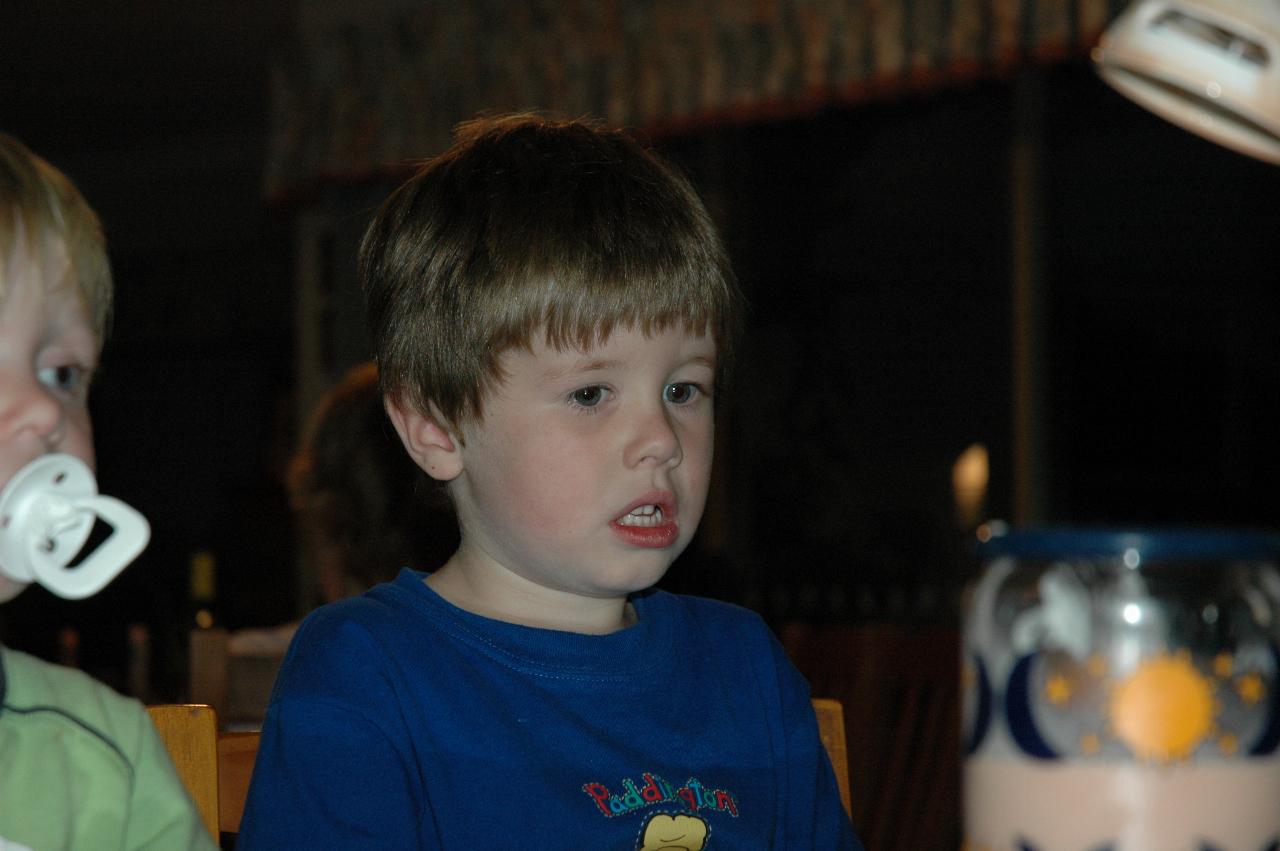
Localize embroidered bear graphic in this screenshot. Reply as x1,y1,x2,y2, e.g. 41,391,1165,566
636,813,709,850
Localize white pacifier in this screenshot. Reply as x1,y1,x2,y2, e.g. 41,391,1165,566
0,453,150,599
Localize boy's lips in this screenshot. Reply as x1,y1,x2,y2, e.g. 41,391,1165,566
610,493,679,548
613,493,676,523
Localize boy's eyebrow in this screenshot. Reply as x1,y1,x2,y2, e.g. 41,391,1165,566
542,357,624,382
543,353,716,383
683,354,717,371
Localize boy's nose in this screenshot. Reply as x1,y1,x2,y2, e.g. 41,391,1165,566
0,372,65,450
624,405,682,469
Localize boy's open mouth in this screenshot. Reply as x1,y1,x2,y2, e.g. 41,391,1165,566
616,504,664,527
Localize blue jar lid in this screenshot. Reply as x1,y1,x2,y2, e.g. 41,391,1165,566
977,527,1280,562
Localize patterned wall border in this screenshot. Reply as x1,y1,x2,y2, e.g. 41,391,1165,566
267,0,1127,200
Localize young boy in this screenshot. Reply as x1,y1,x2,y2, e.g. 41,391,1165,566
0,132,215,850
239,115,862,849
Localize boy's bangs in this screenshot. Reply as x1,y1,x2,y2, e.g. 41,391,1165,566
64,225,112,338
480,226,733,358
526,269,721,354
0,213,57,306
426,260,731,429
0,206,45,300
0,146,112,338
0,215,18,301
0,214,110,342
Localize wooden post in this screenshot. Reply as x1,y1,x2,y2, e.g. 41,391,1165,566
1010,68,1049,527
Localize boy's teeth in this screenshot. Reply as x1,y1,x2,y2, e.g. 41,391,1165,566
618,505,663,527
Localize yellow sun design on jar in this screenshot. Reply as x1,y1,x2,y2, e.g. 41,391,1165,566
1108,650,1217,762
1235,672,1266,706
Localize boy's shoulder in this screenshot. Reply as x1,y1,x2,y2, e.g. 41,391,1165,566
282,570,429,659
0,644,217,850
0,643,155,798
0,644,163,777
649,588,764,625
642,588,778,648
1,643,146,732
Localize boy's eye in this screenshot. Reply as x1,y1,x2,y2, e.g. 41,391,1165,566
570,386,607,408
38,364,88,397
663,382,700,405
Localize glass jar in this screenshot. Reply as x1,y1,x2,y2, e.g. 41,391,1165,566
962,528,1280,851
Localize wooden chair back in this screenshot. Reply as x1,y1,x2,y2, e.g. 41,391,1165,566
218,731,260,833
147,704,261,839
812,697,852,817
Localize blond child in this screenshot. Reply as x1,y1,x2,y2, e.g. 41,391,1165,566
0,132,215,850
239,115,861,849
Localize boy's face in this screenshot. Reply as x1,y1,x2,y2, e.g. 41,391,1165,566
449,325,716,605
0,233,98,602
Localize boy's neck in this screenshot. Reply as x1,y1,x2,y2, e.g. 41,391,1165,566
425,556,636,635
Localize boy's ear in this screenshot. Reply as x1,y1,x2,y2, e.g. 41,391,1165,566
384,395,463,482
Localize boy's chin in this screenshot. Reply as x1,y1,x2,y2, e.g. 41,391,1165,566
0,574,30,603
607,560,678,597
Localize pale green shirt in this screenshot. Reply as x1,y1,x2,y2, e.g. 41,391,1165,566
0,645,216,851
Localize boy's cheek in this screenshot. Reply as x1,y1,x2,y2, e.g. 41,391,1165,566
60,414,97,470
683,426,715,480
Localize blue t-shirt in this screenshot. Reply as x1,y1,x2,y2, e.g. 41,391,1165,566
238,569,861,849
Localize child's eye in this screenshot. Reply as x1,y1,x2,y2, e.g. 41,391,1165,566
663,382,701,405
569,385,608,409
38,364,89,399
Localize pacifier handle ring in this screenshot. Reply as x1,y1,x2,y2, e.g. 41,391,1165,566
28,494,151,600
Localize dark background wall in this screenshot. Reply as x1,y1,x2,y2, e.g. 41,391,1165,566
3,4,1280,700
659,66,1280,624
1,1,299,690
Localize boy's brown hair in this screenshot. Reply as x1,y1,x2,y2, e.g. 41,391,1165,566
361,114,742,431
0,132,112,341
